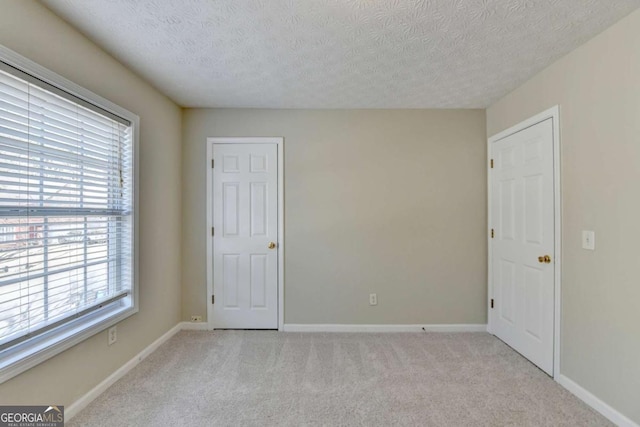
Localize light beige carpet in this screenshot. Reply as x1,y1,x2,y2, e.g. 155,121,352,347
69,331,611,426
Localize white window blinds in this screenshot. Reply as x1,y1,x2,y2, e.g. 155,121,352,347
0,62,133,350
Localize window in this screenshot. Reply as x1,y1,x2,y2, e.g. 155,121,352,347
0,47,137,382
0,226,15,243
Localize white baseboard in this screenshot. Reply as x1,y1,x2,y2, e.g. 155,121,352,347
66,322,183,421
283,324,487,333
181,322,210,331
557,375,639,427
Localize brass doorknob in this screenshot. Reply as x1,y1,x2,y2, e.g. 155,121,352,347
268,242,277,249
538,255,552,264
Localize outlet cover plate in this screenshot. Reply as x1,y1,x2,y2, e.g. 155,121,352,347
369,293,377,306
108,326,117,346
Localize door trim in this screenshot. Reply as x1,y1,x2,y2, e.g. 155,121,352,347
206,137,285,331
487,106,561,379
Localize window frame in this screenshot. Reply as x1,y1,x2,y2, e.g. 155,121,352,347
0,45,139,384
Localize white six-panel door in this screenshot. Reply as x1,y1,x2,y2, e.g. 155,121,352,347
490,118,555,375
212,143,278,329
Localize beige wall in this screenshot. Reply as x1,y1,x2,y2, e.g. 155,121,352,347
0,1,182,406
183,109,487,325
487,9,640,424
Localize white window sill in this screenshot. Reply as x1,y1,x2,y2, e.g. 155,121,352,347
0,302,137,384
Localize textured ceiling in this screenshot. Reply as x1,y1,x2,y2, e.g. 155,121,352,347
41,0,640,108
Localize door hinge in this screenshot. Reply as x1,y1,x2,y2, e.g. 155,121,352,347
211,227,214,236
491,299,494,309
212,295,215,304
211,159,214,168
490,159,494,169
491,228,494,238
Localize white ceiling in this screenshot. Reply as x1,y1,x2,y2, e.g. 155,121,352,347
41,0,640,109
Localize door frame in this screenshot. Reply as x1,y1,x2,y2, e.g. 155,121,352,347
206,137,285,331
487,106,561,379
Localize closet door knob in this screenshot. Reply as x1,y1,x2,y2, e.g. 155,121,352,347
538,255,551,264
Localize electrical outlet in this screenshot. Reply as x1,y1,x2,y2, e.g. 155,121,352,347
108,326,117,346
190,315,202,322
369,293,377,306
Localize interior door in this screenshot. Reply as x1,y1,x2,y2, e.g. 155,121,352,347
490,118,555,375
212,143,278,329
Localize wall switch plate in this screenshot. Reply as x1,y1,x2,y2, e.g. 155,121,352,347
190,315,202,322
582,230,595,250
108,326,117,346
369,293,377,306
